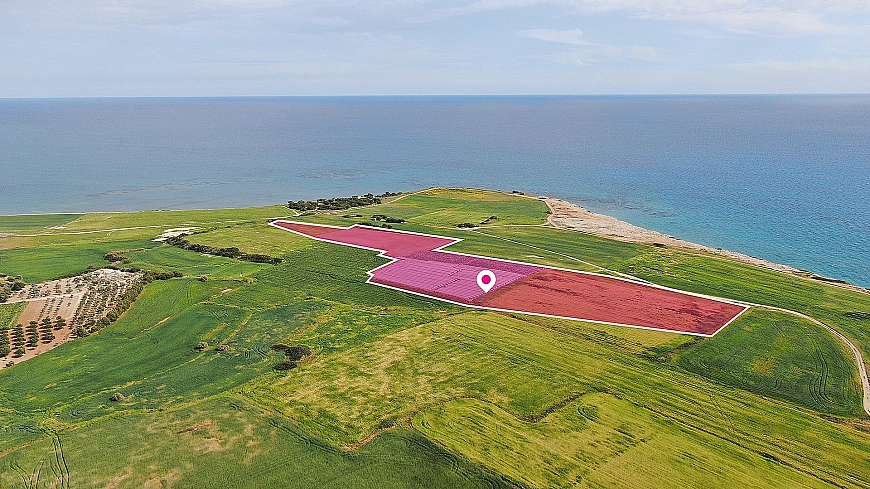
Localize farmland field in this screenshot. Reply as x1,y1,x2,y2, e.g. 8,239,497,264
0,302,24,329
0,188,868,488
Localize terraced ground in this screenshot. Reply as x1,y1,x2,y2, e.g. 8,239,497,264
0,188,867,488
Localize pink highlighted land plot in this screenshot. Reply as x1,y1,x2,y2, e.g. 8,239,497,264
271,220,748,336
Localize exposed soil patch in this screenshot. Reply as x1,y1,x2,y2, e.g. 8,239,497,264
2,269,141,367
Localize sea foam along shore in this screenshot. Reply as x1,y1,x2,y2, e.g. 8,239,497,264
542,197,868,295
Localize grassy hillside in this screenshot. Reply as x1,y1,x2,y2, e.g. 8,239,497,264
0,398,516,489
1,188,867,488
0,239,158,282
676,308,862,416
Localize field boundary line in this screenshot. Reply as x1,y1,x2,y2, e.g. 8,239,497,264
270,220,749,337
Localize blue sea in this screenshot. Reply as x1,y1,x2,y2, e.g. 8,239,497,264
2,95,868,286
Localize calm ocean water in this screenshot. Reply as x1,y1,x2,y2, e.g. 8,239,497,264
2,96,868,286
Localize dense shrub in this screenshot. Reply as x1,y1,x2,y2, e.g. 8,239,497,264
272,344,312,362
285,345,312,361
104,251,128,263
274,361,297,371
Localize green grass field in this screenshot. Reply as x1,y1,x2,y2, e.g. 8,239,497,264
124,245,270,279
1,188,867,488
0,302,24,329
0,239,159,282
676,308,862,416
0,213,82,233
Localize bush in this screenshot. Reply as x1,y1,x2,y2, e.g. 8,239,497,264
109,392,126,402
285,345,312,361
456,223,477,228
195,341,209,351
198,275,208,282
272,344,311,361
104,251,128,263
274,361,297,371
378,418,397,430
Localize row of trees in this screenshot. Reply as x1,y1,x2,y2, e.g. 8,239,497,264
288,194,382,211
164,236,282,264
0,314,73,358
287,191,401,212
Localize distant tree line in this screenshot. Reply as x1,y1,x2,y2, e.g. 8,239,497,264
287,191,401,212
164,236,282,264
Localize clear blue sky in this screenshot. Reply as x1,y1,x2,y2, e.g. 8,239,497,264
3,1,869,97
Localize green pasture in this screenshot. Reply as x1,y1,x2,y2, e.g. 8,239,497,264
186,223,316,257
0,239,158,282
676,308,861,416
0,187,868,489
57,205,291,233
0,213,82,233
0,302,24,329
415,394,832,489
124,245,269,279
0,398,514,489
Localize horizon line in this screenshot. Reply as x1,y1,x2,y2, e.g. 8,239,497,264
2,92,870,101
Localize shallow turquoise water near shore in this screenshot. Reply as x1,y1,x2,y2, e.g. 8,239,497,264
2,95,868,286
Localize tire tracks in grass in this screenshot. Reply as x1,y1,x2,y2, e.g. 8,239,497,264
468,226,870,417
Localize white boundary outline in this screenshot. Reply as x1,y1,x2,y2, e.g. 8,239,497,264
269,220,750,337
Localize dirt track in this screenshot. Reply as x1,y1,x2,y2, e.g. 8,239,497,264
540,196,870,416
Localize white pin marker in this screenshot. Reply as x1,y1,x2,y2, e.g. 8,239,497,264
476,270,496,293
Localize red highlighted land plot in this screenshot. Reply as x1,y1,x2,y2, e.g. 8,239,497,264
271,221,748,336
